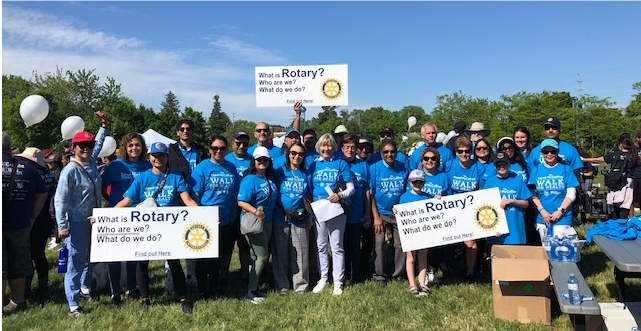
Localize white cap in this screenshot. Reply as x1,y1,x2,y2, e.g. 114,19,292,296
252,146,270,159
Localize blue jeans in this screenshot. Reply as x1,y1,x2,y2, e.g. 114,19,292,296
64,221,93,308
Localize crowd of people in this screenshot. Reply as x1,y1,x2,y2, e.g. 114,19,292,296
3,105,641,316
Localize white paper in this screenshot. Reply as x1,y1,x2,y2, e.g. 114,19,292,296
311,199,344,223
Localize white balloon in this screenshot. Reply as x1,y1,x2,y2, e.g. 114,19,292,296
407,116,417,129
20,95,49,127
98,136,117,158
436,132,447,144
443,130,457,145
61,116,85,140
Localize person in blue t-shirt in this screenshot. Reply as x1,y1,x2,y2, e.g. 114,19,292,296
247,122,284,160
340,133,371,285
482,152,532,246
529,139,580,241
191,135,240,300
272,142,313,293
115,142,199,313
100,132,151,305
446,136,485,282
366,127,409,167
308,134,355,296
397,170,432,297
370,139,409,286
409,123,453,171
473,138,495,185
527,117,583,173
237,146,278,304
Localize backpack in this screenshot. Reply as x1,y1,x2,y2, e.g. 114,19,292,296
604,153,629,191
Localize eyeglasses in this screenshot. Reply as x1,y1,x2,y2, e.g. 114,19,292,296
289,151,304,157
256,157,270,163
475,146,489,151
382,150,396,155
179,127,193,132
457,149,471,154
76,142,95,150
544,125,559,131
542,149,558,155
500,146,514,151
255,128,269,133
422,156,438,162
234,141,248,147
210,146,227,153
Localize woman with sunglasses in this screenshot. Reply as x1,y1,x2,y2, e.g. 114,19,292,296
473,138,495,184
370,139,409,287
237,146,278,304
528,139,579,241
446,136,485,282
272,142,313,293
114,142,199,312
309,134,355,295
494,137,529,183
100,132,151,305
191,136,240,300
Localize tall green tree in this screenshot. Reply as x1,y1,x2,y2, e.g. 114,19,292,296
207,94,231,135
152,91,181,137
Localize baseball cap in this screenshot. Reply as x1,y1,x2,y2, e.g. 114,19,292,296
233,131,249,140
494,152,510,166
71,131,95,144
379,127,394,136
149,142,169,154
302,129,316,137
252,146,270,159
408,169,425,182
284,128,300,138
543,117,561,127
496,137,515,150
540,138,559,150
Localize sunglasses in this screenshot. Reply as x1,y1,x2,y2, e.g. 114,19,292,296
76,142,95,150
410,180,425,185
255,128,269,133
422,156,438,162
457,149,471,154
289,151,304,157
500,146,514,151
234,141,249,147
380,133,392,139
475,146,489,151
382,150,396,155
495,161,509,168
544,125,559,131
542,149,558,155
179,127,193,132
210,146,227,153
256,157,270,163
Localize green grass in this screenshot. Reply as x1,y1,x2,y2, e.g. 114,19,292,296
3,220,640,331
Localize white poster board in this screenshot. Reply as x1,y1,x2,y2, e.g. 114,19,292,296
255,64,348,107
394,188,509,252
90,206,219,262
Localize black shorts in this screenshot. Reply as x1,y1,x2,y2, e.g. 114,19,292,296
2,228,33,279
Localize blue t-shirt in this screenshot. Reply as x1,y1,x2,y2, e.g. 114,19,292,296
180,145,198,174
247,144,283,160
416,168,451,198
367,150,409,168
191,159,240,226
528,140,583,172
345,158,370,224
124,169,189,207
446,160,486,194
409,144,454,172
308,158,355,201
399,190,431,204
369,160,409,215
237,174,278,224
101,158,152,207
224,153,252,178
483,173,533,245
528,163,580,226
274,167,310,225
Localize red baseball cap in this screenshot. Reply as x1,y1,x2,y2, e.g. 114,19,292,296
72,131,95,144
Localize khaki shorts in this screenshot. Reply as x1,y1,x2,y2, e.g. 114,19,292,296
2,228,33,279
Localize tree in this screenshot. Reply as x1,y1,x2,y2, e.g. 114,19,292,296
624,81,641,132
207,94,231,135
153,91,181,137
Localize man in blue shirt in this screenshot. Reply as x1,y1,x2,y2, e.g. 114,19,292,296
409,123,454,171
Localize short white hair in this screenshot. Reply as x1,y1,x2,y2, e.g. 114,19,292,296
315,133,337,154
421,123,438,135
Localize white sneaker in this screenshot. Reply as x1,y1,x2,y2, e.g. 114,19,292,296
426,271,442,286
312,279,327,293
244,290,265,304
333,283,343,296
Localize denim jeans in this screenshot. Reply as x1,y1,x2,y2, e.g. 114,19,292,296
64,221,93,308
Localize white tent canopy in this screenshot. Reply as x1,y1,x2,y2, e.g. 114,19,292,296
141,129,176,149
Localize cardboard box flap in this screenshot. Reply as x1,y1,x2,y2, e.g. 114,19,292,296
493,258,550,281
491,245,547,259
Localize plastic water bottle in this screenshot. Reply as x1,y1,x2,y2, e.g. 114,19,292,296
58,245,68,274
568,273,581,305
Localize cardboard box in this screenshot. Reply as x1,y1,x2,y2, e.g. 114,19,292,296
492,245,551,325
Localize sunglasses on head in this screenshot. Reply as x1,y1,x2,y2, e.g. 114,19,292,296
457,149,471,154
544,125,559,131
210,146,227,153
475,146,489,151
289,151,304,157
382,150,396,155
179,127,193,132
423,156,438,162
234,141,248,147
255,128,269,133
541,148,558,155
76,142,95,150
256,156,270,163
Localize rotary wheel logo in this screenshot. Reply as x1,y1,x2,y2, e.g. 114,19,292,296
183,222,211,252
321,78,343,100
475,204,500,230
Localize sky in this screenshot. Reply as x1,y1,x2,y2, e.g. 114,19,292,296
3,1,641,127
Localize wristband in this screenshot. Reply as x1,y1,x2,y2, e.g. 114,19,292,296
537,207,544,212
